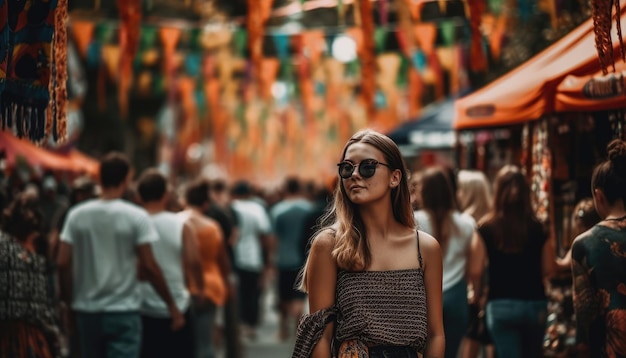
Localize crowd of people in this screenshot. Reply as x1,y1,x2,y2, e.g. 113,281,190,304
2,129,626,358
0,150,331,358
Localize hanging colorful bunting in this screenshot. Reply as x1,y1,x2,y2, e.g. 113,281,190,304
117,0,141,119
357,0,377,119
1,0,68,143
246,0,274,92
159,27,182,96
468,0,487,71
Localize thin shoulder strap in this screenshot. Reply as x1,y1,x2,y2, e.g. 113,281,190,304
416,231,423,269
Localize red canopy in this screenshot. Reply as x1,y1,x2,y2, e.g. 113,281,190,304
0,130,98,176
454,4,626,130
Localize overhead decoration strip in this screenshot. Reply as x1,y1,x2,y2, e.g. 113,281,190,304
246,0,274,93
357,0,377,120
117,0,142,119
1,0,68,143
468,0,488,71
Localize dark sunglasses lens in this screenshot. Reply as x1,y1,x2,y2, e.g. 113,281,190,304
359,163,377,178
339,163,355,178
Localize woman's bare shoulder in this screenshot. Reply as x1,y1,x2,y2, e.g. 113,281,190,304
417,230,442,255
310,229,336,253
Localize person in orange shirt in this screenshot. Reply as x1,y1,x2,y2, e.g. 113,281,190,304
179,178,233,358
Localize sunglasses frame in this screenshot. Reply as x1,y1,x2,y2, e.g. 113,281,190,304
337,159,391,179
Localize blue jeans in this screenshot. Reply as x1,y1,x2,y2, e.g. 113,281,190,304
443,279,469,358
75,311,142,358
191,297,217,358
486,299,547,358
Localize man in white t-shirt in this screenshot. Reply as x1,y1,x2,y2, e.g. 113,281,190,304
57,152,184,358
230,180,274,340
136,168,203,358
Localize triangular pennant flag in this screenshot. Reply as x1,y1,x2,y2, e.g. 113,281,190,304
232,29,248,56
440,21,456,47
414,23,437,55
95,23,116,44
374,27,387,53
140,25,158,50
101,45,121,80
71,21,95,58
272,34,290,61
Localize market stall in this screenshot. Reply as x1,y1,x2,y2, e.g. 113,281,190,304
452,2,626,248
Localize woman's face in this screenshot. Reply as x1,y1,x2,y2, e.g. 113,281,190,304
341,142,395,205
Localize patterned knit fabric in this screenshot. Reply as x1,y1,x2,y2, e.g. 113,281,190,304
335,268,428,353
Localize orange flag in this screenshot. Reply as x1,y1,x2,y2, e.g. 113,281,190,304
71,21,94,58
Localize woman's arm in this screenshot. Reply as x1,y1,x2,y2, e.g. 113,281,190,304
542,233,557,281
467,230,486,306
420,230,445,358
306,231,338,358
571,237,595,358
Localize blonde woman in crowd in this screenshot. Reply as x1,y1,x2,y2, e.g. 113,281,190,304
292,129,444,358
456,170,495,358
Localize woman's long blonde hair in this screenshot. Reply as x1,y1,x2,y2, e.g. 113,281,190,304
457,169,492,222
299,129,415,292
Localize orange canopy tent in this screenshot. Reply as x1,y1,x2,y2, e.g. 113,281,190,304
0,130,99,176
454,3,626,130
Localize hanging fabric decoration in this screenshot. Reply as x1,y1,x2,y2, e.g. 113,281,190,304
70,21,94,59
467,0,487,71
357,0,377,120
48,0,68,142
159,27,181,98
379,0,389,26
116,0,141,119
246,0,274,92
1,0,68,143
428,51,444,100
259,57,280,100
395,0,416,59
530,118,551,224
591,0,624,74
408,67,424,117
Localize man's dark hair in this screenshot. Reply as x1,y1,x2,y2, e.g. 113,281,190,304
231,180,252,197
285,176,301,195
99,152,131,189
137,168,167,203
185,178,210,207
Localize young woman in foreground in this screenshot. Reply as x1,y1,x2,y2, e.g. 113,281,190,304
292,129,445,358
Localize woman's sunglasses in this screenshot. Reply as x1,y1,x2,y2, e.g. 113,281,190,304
337,159,391,179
